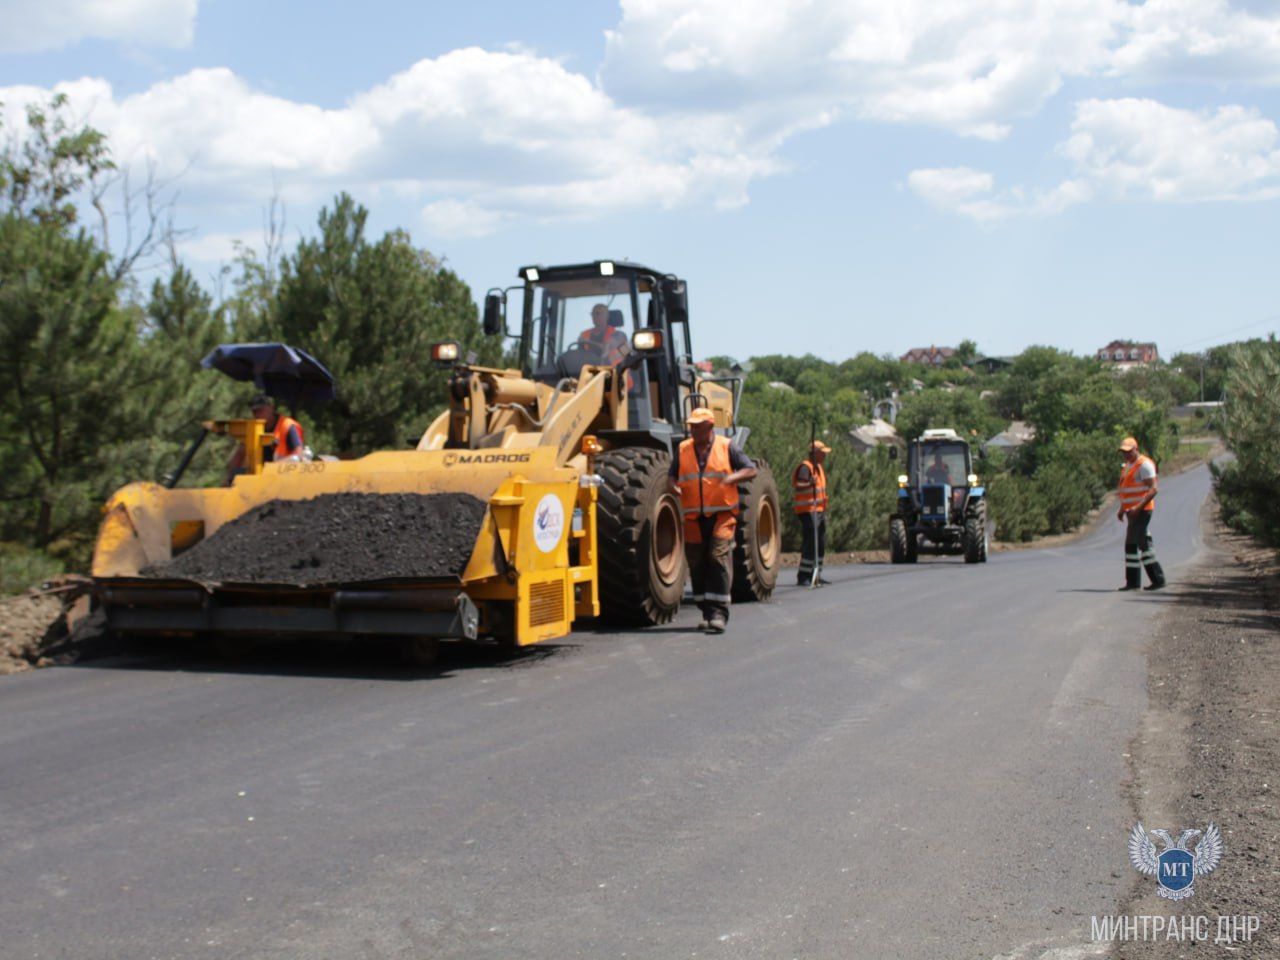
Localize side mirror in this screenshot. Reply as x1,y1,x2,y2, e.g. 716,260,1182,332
888,446,898,461
482,292,505,336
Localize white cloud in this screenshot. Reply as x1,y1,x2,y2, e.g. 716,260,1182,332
906,167,1020,220
1061,97,1280,201
909,97,1280,219
7,1,1280,238
0,0,198,54
0,48,782,238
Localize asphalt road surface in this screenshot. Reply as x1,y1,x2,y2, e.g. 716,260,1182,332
0,466,1212,960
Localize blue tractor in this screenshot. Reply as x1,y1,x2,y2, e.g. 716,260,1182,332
888,429,989,564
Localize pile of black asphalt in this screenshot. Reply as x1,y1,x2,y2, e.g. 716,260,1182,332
147,492,487,585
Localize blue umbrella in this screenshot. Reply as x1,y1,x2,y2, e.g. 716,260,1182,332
201,342,336,408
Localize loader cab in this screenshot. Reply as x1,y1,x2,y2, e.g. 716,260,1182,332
510,261,695,443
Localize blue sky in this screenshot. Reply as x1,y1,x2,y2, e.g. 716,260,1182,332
2,0,1278,362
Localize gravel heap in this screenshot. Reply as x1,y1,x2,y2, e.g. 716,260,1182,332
148,493,488,585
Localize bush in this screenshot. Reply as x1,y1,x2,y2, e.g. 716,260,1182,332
986,474,1046,542
1216,342,1280,548
0,542,64,596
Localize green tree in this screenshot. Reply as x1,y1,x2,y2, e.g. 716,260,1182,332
250,193,499,453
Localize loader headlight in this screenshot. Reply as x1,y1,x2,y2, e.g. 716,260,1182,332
897,474,909,486
967,474,979,485
523,267,539,282
599,261,615,276
632,328,663,352
431,341,460,365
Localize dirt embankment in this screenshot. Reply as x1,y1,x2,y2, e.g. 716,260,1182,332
1118,501,1280,957
148,492,488,585
0,580,105,675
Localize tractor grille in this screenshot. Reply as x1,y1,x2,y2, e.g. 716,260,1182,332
529,581,565,627
922,486,946,510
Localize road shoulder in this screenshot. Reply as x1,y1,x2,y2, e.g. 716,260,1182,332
1117,495,1279,956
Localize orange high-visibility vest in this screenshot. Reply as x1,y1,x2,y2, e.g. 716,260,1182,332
792,459,827,515
676,435,739,542
272,415,305,461
1118,454,1155,512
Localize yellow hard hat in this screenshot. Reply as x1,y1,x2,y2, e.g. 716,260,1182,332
686,407,715,425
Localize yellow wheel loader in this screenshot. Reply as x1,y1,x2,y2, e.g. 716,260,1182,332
92,260,780,656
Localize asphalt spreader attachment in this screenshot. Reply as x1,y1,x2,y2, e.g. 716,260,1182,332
145,492,488,586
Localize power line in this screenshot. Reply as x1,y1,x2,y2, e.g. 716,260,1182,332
1171,313,1280,351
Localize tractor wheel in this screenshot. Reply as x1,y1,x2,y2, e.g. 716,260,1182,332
890,517,917,564
963,501,988,564
596,447,686,625
732,458,781,602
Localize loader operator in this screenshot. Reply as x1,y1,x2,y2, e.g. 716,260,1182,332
1116,436,1166,591
578,303,630,367
669,407,757,634
223,394,305,485
793,441,831,587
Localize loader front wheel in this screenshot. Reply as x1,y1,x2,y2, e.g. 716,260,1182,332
596,448,686,626
732,458,780,602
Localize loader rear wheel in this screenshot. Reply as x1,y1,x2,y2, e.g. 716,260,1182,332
596,448,686,626
963,501,989,564
732,458,780,602
890,518,917,564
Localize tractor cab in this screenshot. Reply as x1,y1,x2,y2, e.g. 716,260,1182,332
890,428,989,564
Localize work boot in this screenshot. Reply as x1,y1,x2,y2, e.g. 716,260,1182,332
815,576,831,586
706,616,726,634
1144,580,1166,591
1117,584,1140,592
696,618,711,631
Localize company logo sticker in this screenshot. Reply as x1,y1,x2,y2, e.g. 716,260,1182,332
533,493,565,553
1129,822,1222,900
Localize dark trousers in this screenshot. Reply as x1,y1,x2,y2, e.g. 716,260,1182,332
1124,510,1165,588
685,521,734,622
798,512,826,585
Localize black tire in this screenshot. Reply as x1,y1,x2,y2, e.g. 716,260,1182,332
890,517,917,564
732,458,781,602
963,500,988,564
596,447,686,625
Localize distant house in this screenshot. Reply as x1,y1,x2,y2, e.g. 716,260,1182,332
848,418,902,453
986,420,1036,450
900,345,955,366
766,381,794,392
974,355,1014,374
1097,340,1159,369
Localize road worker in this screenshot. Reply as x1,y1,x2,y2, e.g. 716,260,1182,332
669,407,757,633
793,440,831,586
223,394,305,485
1117,436,1166,591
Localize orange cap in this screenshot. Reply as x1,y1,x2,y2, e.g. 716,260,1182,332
686,407,715,425
1118,436,1138,452
811,440,832,453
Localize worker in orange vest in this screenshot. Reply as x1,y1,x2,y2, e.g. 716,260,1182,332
1117,436,1165,591
223,394,306,485
793,440,831,587
669,407,757,633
